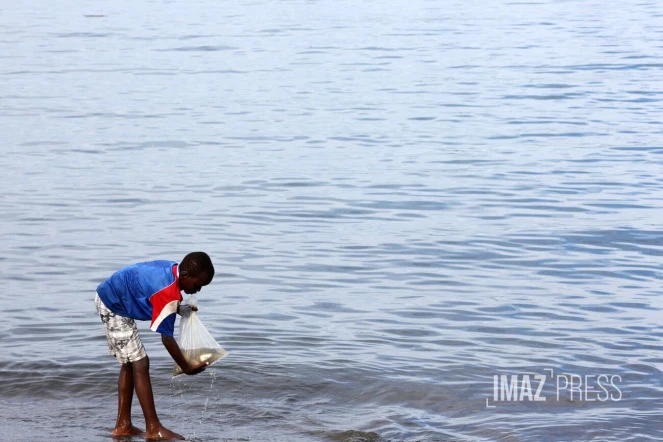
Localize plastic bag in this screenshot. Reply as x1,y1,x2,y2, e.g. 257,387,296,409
173,295,228,377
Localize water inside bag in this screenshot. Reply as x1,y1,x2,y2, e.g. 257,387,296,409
173,347,228,377
172,295,229,377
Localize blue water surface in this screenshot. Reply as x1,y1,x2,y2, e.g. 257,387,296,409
1,0,663,441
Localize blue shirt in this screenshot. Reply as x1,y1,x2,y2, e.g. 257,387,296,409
96,260,182,336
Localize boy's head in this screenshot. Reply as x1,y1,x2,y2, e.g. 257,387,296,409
179,251,215,295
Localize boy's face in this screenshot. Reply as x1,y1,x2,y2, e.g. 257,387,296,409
179,271,213,295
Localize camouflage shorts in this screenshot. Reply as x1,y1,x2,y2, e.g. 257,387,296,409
95,293,147,364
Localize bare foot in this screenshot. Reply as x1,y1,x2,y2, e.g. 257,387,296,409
145,426,185,441
112,425,145,436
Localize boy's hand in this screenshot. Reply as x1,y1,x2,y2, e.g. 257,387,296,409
177,304,199,315
184,361,209,375
162,334,208,375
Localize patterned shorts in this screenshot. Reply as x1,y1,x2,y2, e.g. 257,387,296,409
95,293,147,364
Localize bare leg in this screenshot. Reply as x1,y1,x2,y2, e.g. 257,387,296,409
112,362,144,436
132,356,185,440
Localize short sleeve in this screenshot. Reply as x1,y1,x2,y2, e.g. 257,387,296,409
155,312,177,337
150,283,180,335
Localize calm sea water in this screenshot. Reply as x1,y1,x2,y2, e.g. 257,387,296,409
2,0,663,441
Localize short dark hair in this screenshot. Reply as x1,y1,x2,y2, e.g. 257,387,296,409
180,252,214,279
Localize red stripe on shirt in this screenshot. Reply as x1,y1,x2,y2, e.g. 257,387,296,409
149,264,182,329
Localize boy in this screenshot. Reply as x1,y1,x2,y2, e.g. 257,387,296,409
95,251,215,440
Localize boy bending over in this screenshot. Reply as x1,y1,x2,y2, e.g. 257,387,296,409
95,252,214,440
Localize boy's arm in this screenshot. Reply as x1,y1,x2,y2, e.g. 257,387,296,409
161,335,208,375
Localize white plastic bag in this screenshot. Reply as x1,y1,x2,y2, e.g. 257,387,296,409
173,295,228,377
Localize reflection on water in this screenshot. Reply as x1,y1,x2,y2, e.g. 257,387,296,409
2,0,663,440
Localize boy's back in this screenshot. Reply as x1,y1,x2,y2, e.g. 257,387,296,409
97,260,181,336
